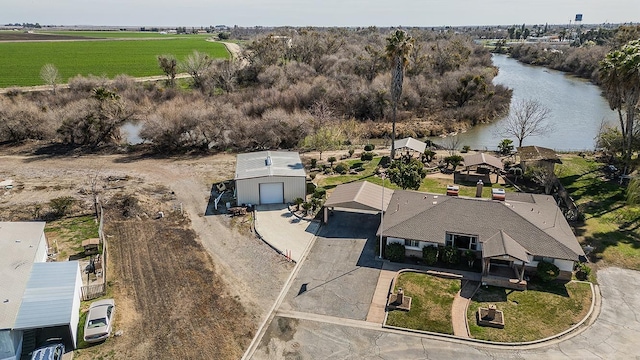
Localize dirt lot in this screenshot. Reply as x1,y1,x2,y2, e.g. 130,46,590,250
0,31,96,41
0,145,293,359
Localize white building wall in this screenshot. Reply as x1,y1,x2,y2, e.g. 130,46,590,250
518,257,574,272
69,263,82,349
35,232,48,263
236,176,306,205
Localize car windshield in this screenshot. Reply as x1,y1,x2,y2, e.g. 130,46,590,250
88,317,107,328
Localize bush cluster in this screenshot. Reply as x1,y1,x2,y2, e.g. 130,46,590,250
386,242,406,263
422,246,438,266
537,260,560,282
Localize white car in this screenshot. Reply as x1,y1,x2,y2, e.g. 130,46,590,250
83,299,115,343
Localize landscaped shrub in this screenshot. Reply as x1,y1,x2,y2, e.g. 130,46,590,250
378,155,391,168
464,249,476,268
575,262,591,281
334,162,348,174
537,260,560,282
386,242,406,263
361,152,374,161
364,144,375,151
328,156,337,167
310,158,317,168
348,149,355,157
462,145,471,153
422,246,438,266
313,187,327,199
306,182,316,195
440,246,460,265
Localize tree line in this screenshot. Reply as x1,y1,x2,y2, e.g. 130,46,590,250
0,28,512,153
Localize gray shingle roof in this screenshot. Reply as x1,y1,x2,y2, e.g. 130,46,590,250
380,189,583,261
324,181,393,212
483,230,530,262
463,152,504,170
235,151,306,180
517,146,562,163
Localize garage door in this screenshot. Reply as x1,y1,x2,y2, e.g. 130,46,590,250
259,182,284,204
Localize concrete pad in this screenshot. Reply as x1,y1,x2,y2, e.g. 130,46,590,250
366,268,395,323
254,204,319,262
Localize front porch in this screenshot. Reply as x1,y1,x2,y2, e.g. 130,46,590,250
482,258,527,291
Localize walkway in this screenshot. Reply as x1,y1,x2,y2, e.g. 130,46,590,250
451,280,479,337
366,264,396,323
254,204,319,262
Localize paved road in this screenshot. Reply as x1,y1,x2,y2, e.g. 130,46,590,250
253,261,640,359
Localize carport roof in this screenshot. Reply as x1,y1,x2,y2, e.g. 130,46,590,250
235,151,306,180
324,181,393,212
14,261,81,330
394,137,427,153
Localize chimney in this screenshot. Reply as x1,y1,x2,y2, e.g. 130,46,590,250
475,180,483,198
446,185,459,196
492,188,506,201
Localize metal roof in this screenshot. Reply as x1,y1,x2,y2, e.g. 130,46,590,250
324,181,393,212
0,222,46,329
463,153,504,170
235,151,306,180
14,261,80,330
394,137,427,154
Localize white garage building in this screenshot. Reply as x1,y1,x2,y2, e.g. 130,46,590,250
235,151,306,205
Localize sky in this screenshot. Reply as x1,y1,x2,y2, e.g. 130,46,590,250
1,0,638,27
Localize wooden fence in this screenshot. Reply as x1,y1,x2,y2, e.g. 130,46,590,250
80,202,108,301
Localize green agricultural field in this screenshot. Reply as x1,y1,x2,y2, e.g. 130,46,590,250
38,30,214,39
0,37,229,87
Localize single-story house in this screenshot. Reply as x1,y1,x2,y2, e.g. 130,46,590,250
0,222,82,360
393,137,427,158
235,151,306,205
517,145,562,174
378,189,584,289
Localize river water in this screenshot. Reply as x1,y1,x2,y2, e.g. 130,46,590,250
433,54,618,151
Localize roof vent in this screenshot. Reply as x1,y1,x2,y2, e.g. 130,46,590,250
265,156,272,166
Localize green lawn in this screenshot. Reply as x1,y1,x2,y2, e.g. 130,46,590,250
385,272,461,334
467,281,592,342
556,155,640,270
45,215,99,259
0,37,228,87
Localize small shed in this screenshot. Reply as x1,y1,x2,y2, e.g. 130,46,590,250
394,137,427,158
235,151,306,205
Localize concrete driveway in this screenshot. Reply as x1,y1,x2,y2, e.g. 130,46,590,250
254,204,319,262
279,211,383,320
253,267,640,359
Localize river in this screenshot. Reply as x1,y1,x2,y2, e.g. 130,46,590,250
432,54,618,152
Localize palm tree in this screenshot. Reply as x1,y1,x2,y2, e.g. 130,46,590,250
385,29,414,159
599,40,640,175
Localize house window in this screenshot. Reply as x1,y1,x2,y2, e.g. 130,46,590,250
533,256,554,263
445,233,478,250
405,239,420,248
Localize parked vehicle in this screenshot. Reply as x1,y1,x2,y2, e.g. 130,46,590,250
31,339,65,360
83,299,115,343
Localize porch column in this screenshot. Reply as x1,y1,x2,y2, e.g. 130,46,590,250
519,263,525,281
496,171,500,183
323,207,328,224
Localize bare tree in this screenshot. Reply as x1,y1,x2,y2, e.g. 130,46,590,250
180,51,213,90
442,135,462,156
157,54,178,87
499,99,552,148
40,63,61,94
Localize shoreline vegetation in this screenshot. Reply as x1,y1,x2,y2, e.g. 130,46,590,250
0,28,512,154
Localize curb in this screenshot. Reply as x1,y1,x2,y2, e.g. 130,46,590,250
381,271,599,349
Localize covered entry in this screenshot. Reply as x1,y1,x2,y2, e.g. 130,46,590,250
323,181,393,223
481,230,529,290
259,182,284,204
